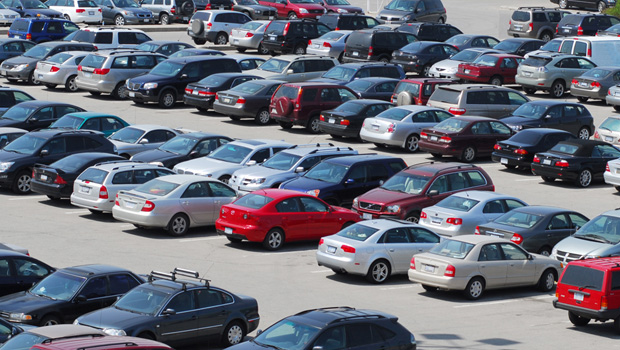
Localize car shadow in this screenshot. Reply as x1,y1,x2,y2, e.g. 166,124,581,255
37,197,75,208
325,272,412,286
562,322,620,339
225,240,319,253
121,225,220,239
415,283,556,303
531,179,610,189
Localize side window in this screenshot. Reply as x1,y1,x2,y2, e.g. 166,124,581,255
505,199,526,211
507,91,528,106
94,32,113,44
14,259,50,277
250,148,270,163
47,21,63,34
0,259,9,277
79,276,108,299
389,161,406,173
347,165,366,182
367,164,388,181
569,213,588,229
82,118,100,130
313,326,346,350
299,196,329,212
166,291,195,312
471,122,491,135
101,117,124,131
483,200,504,214
31,21,45,33
276,197,301,212
34,106,54,121
446,172,468,191
479,244,503,261
195,289,229,308
297,156,320,170
133,169,156,183
464,171,486,187
83,137,102,150
434,110,453,122
132,55,156,68
337,88,357,102
500,243,528,260
111,56,130,68
66,136,86,152
155,169,174,177
56,106,82,118
195,139,218,156
577,58,595,69
14,92,32,102
135,33,151,44
490,121,511,135
118,32,138,45
382,228,411,244
428,175,448,194
42,138,66,155
597,144,620,158
182,62,201,79
108,274,140,295
375,81,397,93
112,171,133,185
559,40,573,54
573,41,587,56
288,61,304,73
301,88,317,102
409,227,440,243
143,130,169,143
412,111,434,123
208,182,235,197
181,182,210,198
466,91,486,104
320,88,341,102
443,45,459,56
547,214,570,230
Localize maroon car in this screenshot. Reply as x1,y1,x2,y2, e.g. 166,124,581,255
391,78,456,106
419,116,514,162
455,53,523,86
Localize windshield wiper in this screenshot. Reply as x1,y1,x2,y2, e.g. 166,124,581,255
578,233,612,244
34,293,57,301
251,340,284,350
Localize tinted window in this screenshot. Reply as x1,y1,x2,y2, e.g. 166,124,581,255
80,276,108,299
560,265,604,291
109,274,140,295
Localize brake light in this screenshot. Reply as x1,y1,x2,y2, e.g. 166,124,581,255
448,107,466,115
185,88,193,94
529,23,533,31
50,66,60,72
444,265,455,277
76,8,85,12
93,68,110,75
594,131,600,139
439,136,451,143
494,144,502,150
231,5,234,10
606,163,610,172
323,42,332,48
339,119,350,126
319,238,324,245
171,5,175,13
141,200,155,212
387,123,395,133
420,131,427,139
510,233,523,244
335,27,339,30
420,211,427,219
198,91,216,96
578,26,583,35
205,3,211,9
474,226,480,235
514,149,528,155
602,296,609,310
98,8,101,12
236,97,246,104
341,244,356,253
556,24,559,34
206,22,212,29
308,40,312,45
410,256,415,269
446,218,463,225
115,194,119,206
320,115,325,121
54,175,67,185
591,81,601,88
78,65,82,71
588,48,592,56
368,45,373,56
555,160,569,167
571,79,578,85
214,93,218,101
245,32,254,38
283,22,290,36
99,185,108,199
533,156,540,163
26,33,31,40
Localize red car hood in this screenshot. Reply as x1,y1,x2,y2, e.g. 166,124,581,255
358,187,414,206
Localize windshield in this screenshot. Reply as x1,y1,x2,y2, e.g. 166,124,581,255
599,117,620,132
336,222,378,241
472,55,499,67
430,239,474,259
446,35,471,46
3,134,45,155
233,193,273,209
574,214,620,245
290,0,315,3
134,179,179,196
136,43,159,51
384,0,417,11
433,118,468,132
346,79,373,92
23,0,48,9
109,127,144,143
332,101,366,114
450,49,484,62
30,271,85,301
1,105,36,121
208,144,252,163
376,108,410,121
326,0,350,4
230,81,266,94
381,172,430,194
253,319,321,350
540,39,561,52
259,58,289,73
319,31,346,41
150,61,183,77
0,3,6,8
197,74,229,86
114,286,170,316
322,66,356,81
50,115,84,129
549,142,579,155
436,196,480,212
113,0,139,7
494,40,520,52
304,162,348,184
159,136,198,155
23,45,52,59
511,103,547,119
494,210,543,228
0,333,48,350
262,152,301,171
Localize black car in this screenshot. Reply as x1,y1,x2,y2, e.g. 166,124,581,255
318,12,380,31
212,79,284,125
0,39,35,64
395,22,462,42
30,152,125,199
552,0,615,11
0,129,116,194
131,132,233,168
0,250,54,297
0,317,30,344
444,34,500,51
556,14,620,36
262,19,331,55
168,48,225,58
319,99,394,139
345,77,399,101
500,100,594,139
184,72,263,111
343,29,418,63
0,86,35,115
531,139,620,187
226,307,417,350
391,41,459,76
75,268,260,348
0,101,84,131
0,264,143,326
493,38,545,56
125,56,242,108
492,128,576,169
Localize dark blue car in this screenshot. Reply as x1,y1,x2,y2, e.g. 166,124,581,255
8,18,79,43
0,0,62,18
0,38,35,63
310,62,405,85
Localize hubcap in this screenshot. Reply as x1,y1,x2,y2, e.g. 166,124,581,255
227,325,243,344
578,128,589,139
540,250,550,257
580,170,591,186
172,217,186,233
464,147,475,161
17,175,31,193
545,273,555,290
372,263,388,282
162,15,168,23
116,16,124,25
553,84,564,97
68,78,77,91
469,281,483,298
217,35,227,45
43,319,58,326
258,111,270,124
491,78,501,85
289,13,297,19
259,45,268,54
117,86,128,99
423,66,430,76
407,135,419,151
311,118,319,132
268,232,282,248
164,94,174,106
405,216,419,223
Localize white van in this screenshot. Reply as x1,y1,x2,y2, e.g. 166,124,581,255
525,36,620,66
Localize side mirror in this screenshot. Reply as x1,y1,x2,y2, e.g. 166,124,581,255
74,295,87,303
295,166,304,173
27,117,39,123
427,189,438,196
246,160,257,166
379,180,384,185
528,254,534,260
344,178,355,185
40,149,49,156
544,115,551,119
139,138,149,144
189,150,199,158
257,329,263,335
16,6,22,9
179,73,188,79
162,308,176,316
286,69,294,75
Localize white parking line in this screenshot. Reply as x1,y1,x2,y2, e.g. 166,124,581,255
179,237,226,243
9,196,46,201
380,286,414,291
454,294,555,308
310,269,331,274
65,210,89,214
515,178,541,182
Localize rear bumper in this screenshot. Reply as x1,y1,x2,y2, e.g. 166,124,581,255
31,181,72,198
419,141,460,157
261,40,294,54
531,163,578,181
184,94,215,109
318,122,359,138
76,76,117,94
491,152,530,168
35,70,69,85
316,250,366,275
570,86,605,99
213,101,255,118
70,193,115,212
408,269,469,290
606,94,620,106
112,206,170,227
553,300,620,320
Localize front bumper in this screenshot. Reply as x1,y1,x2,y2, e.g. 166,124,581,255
71,12,103,23
0,171,17,188
0,66,32,80
428,66,457,79
127,89,159,103
123,15,153,24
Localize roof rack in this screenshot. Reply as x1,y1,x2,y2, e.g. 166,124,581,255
516,6,546,10
330,314,386,324
406,162,479,174
42,334,105,344
94,159,135,167
77,342,138,350
288,143,335,149
295,306,355,316
148,268,210,290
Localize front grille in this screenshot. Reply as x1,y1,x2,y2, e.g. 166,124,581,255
5,15,16,18
379,16,389,20
2,63,14,69
137,13,152,18
555,250,582,262
309,9,323,13
264,10,276,16
129,82,141,90
359,201,381,211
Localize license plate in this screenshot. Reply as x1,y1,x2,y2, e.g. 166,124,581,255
233,39,239,44
144,19,151,22
269,35,276,40
219,6,224,9
80,186,90,194
88,11,94,14
514,25,522,30
314,44,320,48
83,72,92,78
329,118,335,123
125,201,136,209
542,159,552,165
431,217,442,224
225,227,232,234
269,16,274,19
606,136,614,142
128,91,135,97
40,174,48,181
222,98,231,103
424,265,435,273
192,90,199,95
579,82,588,87
327,246,337,254
183,16,188,20
501,158,508,164
574,292,584,301
564,29,570,33
430,136,438,141
362,213,372,220
464,69,470,74
523,71,532,77
352,51,359,56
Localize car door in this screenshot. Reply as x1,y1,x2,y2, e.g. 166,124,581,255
206,181,236,224
12,257,53,293
381,228,418,274
157,290,200,343
98,0,114,22
344,323,396,350
481,199,507,223
0,258,16,296
544,213,574,249
69,276,110,321
488,121,512,155
299,196,335,240
180,181,216,225
24,106,55,130
477,243,508,288
274,197,306,239
594,144,620,177
194,288,233,338
500,242,537,286
560,104,581,134
470,121,496,155
40,137,71,164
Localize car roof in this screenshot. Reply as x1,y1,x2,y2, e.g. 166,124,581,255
486,53,523,59
59,264,134,277
38,41,92,47
509,205,572,215
290,307,397,328
120,124,174,132
31,335,171,350
357,218,423,230
178,132,225,139
13,100,74,107
0,248,29,258
405,161,481,176
280,144,356,156
62,112,119,119
566,256,620,270
392,105,445,113
324,154,401,166
338,62,398,69
515,127,573,135
555,139,610,155
229,139,291,148
501,38,543,43
92,161,164,171
25,325,105,338
344,98,392,105
140,40,182,45
155,174,222,185
452,115,496,122
51,152,122,163
28,129,100,138
165,55,236,64
400,77,455,84
438,83,512,91
526,100,577,107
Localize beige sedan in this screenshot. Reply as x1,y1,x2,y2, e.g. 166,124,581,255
408,235,562,300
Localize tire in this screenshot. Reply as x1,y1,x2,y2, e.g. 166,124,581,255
430,153,442,159
575,168,592,188
489,75,502,86
263,228,284,250
437,17,445,24
332,268,346,274
215,32,228,45
166,213,190,236
158,90,176,108
219,175,231,184
550,80,565,98
404,211,420,223
222,321,245,347
614,105,620,112
236,47,247,53
540,31,553,42
568,311,590,326
197,107,208,112
278,121,293,129
421,64,431,77
615,185,620,192
460,146,476,163
40,315,61,327
541,176,555,183
180,0,194,15
114,14,125,26
47,195,60,201
422,284,438,292
255,108,271,125
503,164,517,169
28,71,40,85
89,91,101,96
523,87,536,95
64,14,71,20
559,0,568,8
193,38,207,45
159,13,169,25
330,134,343,139
537,269,556,292
293,45,306,55
287,11,298,19
366,260,391,284
306,115,320,133
64,75,78,92
405,134,420,152
227,236,242,243
463,277,485,300
598,1,606,12
576,96,589,103
112,81,129,100
337,52,344,63
577,126,590,140
229,115,241,121
88,209,103,215
12,170,32,194
257,43,269,55
379,56,390,63
44,83,56,89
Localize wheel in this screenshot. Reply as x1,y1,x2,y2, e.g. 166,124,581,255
236,47,247,53
615,185,620,192
12,170,32,194
422,284,438,292
568,311,590,326
215,32,228,45
559,0,568,8
44,83,56,89
550,80,565,98
437,17,445,24
89,91,101,96
46,195,60,201
227,236,242,243
257,43,269,55
133,224,145,229
489,75,502,86
537,269,556,292
577,127,590,140
503,164,516,169
460,146,476,162
614,105,620,112
541,176,555,183
278,121,293,129
28,71,40,85
330,134,343,139
379,56,390,63
197,107,208,112
287,11,298,19
337,52,344,63
40,315,61,327
366,260,391,284
112,81,129,100
306,115,320,133
540,31,553,42
64,75,78,92
523,87,536,95
332,268,346,274
405,134,420,152
88,209,104,215
575,169,592,188
294,45,306,55
463,277,484,300
193,38,207,45
158,90,176,108
222,321,245,347
430,153,442,159
421,64,431,77
159,12,169,25
255,108,271,125
64,14,71,20
576,96,589,103
166,213,190,236
114,14,125,26
263,228,284,250
219,175,231,184
598,1,606,12
404,211,420,223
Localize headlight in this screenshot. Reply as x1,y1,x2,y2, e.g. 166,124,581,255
299,8,308,13
0,162,14,172
585,254,600,259
509,125,522,131
149,161,164,166
103,328,127,336
250,178,266,184
352,197,358,208
0,14,5,19
14,64,28,71
386,205,400,213
307,189,320,196
9,313,32,321
402,14,411,21
254,9,261,13
143,82,158,89
337,8,347,13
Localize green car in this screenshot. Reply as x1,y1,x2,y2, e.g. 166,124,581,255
49,112,129,137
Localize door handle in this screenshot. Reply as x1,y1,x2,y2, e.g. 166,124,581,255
191,315,197,320
182,201,189,205
480,265,486,268
389,249,395,252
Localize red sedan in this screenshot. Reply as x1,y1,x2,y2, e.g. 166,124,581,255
215,189,361,250
419,116,514,162
455,53,523,86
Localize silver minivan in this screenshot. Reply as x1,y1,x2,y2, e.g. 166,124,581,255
245,55,338,82
187,10,252,45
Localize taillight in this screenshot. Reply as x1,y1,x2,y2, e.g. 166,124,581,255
206,22,212,29
514,149,528,155
410,256,415,269
77,65,82,71
205,3,211,9
571,79,578,85
26,33,32,40
170,5,175,13
76,8,85,12
420,131,427,139
308,40,312,45
99,185,108,199
577,26,583,35
368,45,373,56
319,238,324,245
529,23,533,31
245,32,254,38
602,296,609,310
556,24,559,34
50,66,60,72
185,88,193,94
341,244,356,253
420,211,427,219
591,81,601,88
320,115,325,121
141,200,155,212
594,131,600,139
444,265,455,277
494,144,502,150
606,163,610,172
510,233,523,244
387,123,395,133
54,175,67,185
587,48,592,56
283,22,290,36
198,91,216,96
474,226,480,235
339,119,350,126
114,194,119,206
323,42,332,48
335,27,339,30
236,97,246,104
98,8,101,12
446,218,463,225
555,160,569,167
439,136,451,143
93,68,110,75
533,156,540,163
448,107,466,115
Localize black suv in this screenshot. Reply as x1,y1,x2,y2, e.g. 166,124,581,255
556,13,620,37
343,29,418,63
396,22,462,42
507,7,568,41
0,129,116,194
75,268,260,348
262,19,331,55
227,307,417,350
125,55,242,108
318,13,381,31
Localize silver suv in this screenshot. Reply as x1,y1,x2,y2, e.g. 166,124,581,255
187,10,252,45
140,0,195,24
70,161,174,213
245,55,338,82
507,7,568,42
173,139,292,184
76,49,167,99
229,143,358,195
68,27,152,50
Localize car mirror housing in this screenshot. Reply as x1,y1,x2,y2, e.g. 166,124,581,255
246,160,257,166
139,138,149,144
295,166,304,173
40,149,49,156
344,178,355,185
74,295,87,303
162,308,176,316
427,189,438,196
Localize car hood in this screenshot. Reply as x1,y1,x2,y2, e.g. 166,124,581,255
0,119,25,128
0,291,63,314
244,69,283,79
358,187,416,205
281,177,335,192
2,56,38,65
226,340,266,350
432,59,461,69
24,8,61,16
175,157,239,174
78,306,153,330
553,235,620,258
120,7,151,14
233,164,285,179
0,148,31,162
128,74,169,85
500,116,541,127
131,149,180,163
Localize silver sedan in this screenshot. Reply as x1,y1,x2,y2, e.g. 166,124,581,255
109,124,179,158
306,30,352,62
112,175,237,236
34,51,90,92
408,235,562,300
360,105,454,152
316,219,441,283
230,20,270,55
419,191,528,237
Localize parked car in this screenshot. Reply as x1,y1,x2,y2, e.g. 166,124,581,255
229,20,270,54
455,53,523,86
491,128,576,169
317,219,441,283
261,19,331,55
408,235,562,299
245,55,338,82
596,23,620,36
8,18,78,43
139,0,195,24
306,30,351,62
343,28,418,63
493,38,544,56
0,3,19,27
31,152,124,199
360,105,454,152
345,77,398,101
184,72,262,112
0,127,26,149
507,6,568,41
594,115,620,145
31,335,173,350
0,264,143,326
377,0,447,24
108,125,178,158
0,100,84,130
213,79,284,125
392,41,458,76
0,0,62,19
319,99,393,139
531,139,620,187
71,161,174,213
0,39,35,64
34,51,88,92
168,48,225,58
0,249,54,297
419,116,514,162
92,0,153,26
218,53,267,70
280,154,407,207
427,84,529,118
318,12,379,30
428,47,501,79
45,0,102,24
312,0,361,13
134,40,194,57
216,189,361,249
445,34,499,50
0,86,35,115
0,317,30,344
391,77,454,106
187,10,251,45
313,62,405,85
395,22,462,42
556,13,619,37
67,27,152,50
352,162,494,222
606,85,620,111
232,0,276,19
0,326,105,350
570,67,620,102
197,0,234,11
257,0,325,20
552,0,615,11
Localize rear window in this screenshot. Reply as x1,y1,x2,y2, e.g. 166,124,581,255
507,130,543,144
429,239,474,259
134,179,179,196
511,11,530,22
77,168,109,184
376,108,410,121
80,54,106,68
346,32,372,47
10,20,29,32
436,196,480,212
50,154,95,173
233,193,273,209
240,21,264,31
78,0,98,6
264,21,286,35
336,222,378,241
600,117,620,132
560,265,604,291
433,118,469,132
549,142,579,155
494,210,543,229
559,15,583,26
522,56,551,67
274,85,299,99
47,52,74,64
429,87,460,104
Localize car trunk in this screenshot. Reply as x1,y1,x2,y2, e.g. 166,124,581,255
33,164,62,185
362,117,394,135
344,32,371,59
116,191,151,212
558,264,605,311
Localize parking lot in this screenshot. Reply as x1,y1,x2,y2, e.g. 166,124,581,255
2,0,620,348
